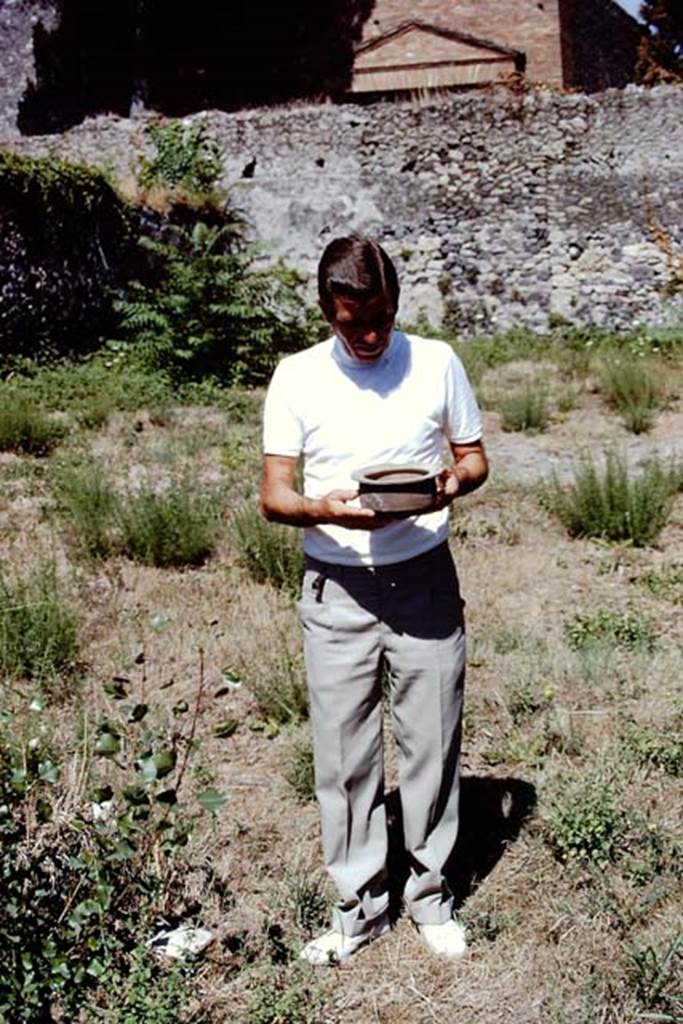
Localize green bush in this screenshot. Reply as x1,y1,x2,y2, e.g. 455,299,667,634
231,503,303,600
540,452,682,547
52,457,118,560
546,772,627,868
0,150,135,360
240,631,308,728
499,386,549,433
3,349,174,418
564,609,658,653
116,479,222,568
115,221,317,386
621,720,683,776
598,358,661,434
0,563,77,681
247,965,323,1024
0,392,65,455
636,564,683,604
0,675,224,1023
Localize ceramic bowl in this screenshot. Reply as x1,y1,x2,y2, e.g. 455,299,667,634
351,462,440,516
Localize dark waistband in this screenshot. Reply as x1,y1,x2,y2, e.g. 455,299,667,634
304,541,450,579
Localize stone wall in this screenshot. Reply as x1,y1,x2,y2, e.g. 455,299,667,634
0,0,56,138
2,84,682,334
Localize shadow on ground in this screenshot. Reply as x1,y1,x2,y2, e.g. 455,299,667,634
386,775,537,920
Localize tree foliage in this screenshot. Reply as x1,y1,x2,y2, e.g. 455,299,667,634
637,1,683,83
115,221,319,385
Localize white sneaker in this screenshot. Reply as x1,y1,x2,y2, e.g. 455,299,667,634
299,916,390,966
417,918,467,959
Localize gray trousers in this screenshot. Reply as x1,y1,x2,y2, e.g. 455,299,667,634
297,541,466,937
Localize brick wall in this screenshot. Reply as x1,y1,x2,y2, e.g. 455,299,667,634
362,0,566,86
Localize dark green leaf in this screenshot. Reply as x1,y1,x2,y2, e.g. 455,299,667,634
127,703,149,723
155,788,177,805
123,785,150,806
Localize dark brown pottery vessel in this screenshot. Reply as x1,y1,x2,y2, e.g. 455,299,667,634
351,463,439,516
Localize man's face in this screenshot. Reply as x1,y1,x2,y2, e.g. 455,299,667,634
328,292,395,363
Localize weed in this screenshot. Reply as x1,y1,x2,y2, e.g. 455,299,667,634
598,357,662,434
564,609,658,653
83,947,189,1023
138,118,224,198
621,720,682,776
52,457,118,560
499,386,549,433
240,631,308,727
0,562,77,682
283,733,316,802
627,935,682,1020
507,680,544,724
247,964,323,1024
278,871,329,936
116,479,221,567
636,564,683,604
546,771,627,868
231,503,303,600
0,655,224,1024
540,452,682,547
0,391,65,456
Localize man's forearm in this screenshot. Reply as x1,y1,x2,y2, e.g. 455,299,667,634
261,485,324,527
452,452,489,496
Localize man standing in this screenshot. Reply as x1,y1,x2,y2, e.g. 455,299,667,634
260,235,488,965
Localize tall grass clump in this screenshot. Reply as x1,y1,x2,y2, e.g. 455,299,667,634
0,392,65,455
598,358,662,433
231,504,303,599
52,457,118,559
540,453,682,547
499,386,549,433
116,480,221,567
239,630,308,727
0,563,77,681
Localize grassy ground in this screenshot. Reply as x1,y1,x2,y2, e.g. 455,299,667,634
0,333,681,1023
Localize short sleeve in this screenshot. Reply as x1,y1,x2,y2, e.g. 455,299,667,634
443,350,483,444
262,360,304,457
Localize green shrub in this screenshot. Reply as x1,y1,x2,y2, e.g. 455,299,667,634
540,452,682,547
564,609,658,653
283,733,316,801
598,358,662,433
499,386,549,433
52,457,118,560
546,772,627,868
0,563,77,681
0,673,224,1023
0,151,135,361
636,564,683,604
247,965,323,1024
621,720,683,776
231,504,303,599
116,480,221,567
115,221,315,386
3,349,174,417
0,392,65,455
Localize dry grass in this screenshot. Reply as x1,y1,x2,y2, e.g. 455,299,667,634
1,350,681,1023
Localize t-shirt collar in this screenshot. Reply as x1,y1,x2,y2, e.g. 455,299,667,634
332,330,398,370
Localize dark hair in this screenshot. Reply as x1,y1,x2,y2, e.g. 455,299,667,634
317,235,400,321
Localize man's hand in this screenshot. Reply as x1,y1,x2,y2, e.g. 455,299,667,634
434,440,489,509
316,489,394,530
260,456,394,530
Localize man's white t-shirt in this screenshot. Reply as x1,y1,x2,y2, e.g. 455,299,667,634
263,331,482,566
